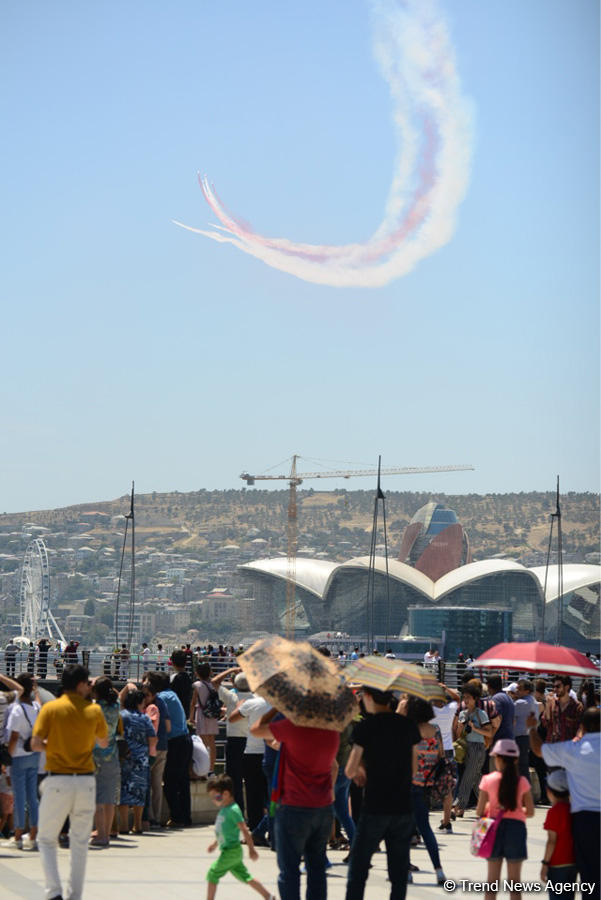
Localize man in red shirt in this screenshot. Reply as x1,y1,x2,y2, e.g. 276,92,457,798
251,711,339,900
543,676,582,743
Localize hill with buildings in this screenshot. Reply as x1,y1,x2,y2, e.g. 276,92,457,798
0,489,598,647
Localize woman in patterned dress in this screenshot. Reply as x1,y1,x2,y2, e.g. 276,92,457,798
118,690,156,834
91,676,122,846
405,696,447,885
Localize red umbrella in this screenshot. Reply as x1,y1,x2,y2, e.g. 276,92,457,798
473,641,599,678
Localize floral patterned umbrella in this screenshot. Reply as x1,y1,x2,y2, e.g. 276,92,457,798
238,635,359,731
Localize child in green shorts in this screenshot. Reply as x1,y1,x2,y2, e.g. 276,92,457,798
206,775,275,900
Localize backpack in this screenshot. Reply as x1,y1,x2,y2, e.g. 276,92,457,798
202,684,222,720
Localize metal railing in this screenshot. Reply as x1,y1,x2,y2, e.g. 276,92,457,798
0,650,239,683
0,651,598,694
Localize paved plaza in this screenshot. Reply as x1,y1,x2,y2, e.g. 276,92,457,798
0,808,553,899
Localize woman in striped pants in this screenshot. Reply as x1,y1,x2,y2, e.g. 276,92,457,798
452,685,492,817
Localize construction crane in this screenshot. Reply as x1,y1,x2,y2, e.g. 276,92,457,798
240,456,475,638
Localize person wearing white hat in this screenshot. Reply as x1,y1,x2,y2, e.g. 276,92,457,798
476,739,534,899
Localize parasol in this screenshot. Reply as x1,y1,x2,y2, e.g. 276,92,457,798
473,641,599,678
238,636,358,731
343,655,446,703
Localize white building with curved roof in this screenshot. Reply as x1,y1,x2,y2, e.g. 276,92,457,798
238,556,601,653
241,557,337,598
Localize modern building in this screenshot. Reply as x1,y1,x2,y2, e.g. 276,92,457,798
237,499,600,653
398,501,471,580
408,606,512,658
529,565,600,648
238,556,601,654
238,558,337,634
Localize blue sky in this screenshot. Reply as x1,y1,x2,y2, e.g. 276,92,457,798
1,0,598,512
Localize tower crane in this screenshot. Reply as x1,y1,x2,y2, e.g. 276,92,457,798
240,456,474,638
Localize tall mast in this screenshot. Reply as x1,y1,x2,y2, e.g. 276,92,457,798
285,457,299,638
366,456,390,651
542,476,563,644
114,481,135,650
127,482,135,649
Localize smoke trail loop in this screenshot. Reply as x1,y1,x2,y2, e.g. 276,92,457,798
175,0,473,288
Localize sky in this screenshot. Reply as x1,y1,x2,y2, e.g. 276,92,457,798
1,0,599,514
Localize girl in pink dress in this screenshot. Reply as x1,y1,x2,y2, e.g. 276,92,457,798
476,739,534,900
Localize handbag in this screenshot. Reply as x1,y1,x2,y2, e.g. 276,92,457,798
478,705,494,749
425,755,456,807
470,810,504,858
20,703,36,753
453,735,467,764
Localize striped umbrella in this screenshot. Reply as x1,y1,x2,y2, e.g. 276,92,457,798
343,656,446,702
473,641,599,678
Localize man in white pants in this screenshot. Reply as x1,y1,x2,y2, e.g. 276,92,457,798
32,665,108,900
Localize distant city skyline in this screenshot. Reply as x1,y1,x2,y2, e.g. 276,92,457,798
1,0,598,513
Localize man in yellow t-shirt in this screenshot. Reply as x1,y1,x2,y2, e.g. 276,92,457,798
32,665,108,900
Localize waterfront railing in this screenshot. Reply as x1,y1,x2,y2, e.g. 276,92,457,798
0,650,598,693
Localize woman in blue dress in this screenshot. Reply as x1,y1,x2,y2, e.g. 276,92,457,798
119,689,156,834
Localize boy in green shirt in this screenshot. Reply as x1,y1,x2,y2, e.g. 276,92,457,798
206,775,275,900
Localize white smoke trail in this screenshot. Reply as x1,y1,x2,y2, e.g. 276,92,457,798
175,0,473,288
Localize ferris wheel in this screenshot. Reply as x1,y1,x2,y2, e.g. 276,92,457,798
20,538,65,644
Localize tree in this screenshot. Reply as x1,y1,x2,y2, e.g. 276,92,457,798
86,623,109,649
84,598,95,617
60,575,90,603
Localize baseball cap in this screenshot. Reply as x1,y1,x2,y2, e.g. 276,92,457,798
490,739,519,757
547,769,569,793
504,683,519,694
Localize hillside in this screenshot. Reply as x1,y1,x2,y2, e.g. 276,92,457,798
1,488,599,564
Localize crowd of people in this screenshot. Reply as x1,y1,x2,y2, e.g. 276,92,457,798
3,638,248,683
0,650,599,900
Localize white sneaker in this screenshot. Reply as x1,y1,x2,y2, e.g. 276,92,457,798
22,836,38,851
1,838,22,850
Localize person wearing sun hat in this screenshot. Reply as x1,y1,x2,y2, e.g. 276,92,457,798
475,738,535,897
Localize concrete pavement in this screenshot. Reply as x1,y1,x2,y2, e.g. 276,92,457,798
0,808,553,899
